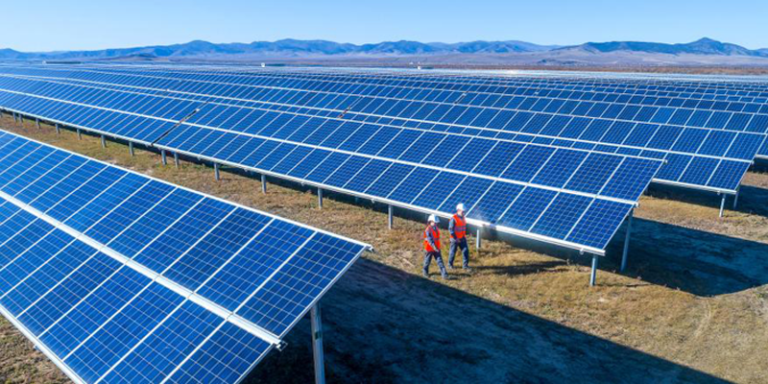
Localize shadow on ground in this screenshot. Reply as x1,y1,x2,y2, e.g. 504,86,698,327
244,259,730,384
603,217,768,297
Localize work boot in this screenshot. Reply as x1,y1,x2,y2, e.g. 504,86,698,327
463,266,473,273
447,264,455,270
440,270,450,280
422,270,429,278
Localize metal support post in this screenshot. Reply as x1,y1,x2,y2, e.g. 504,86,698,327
161,150,167,166
261,174,267,193
388,205,393,230
733,189,740,210
19,115,23,125
129,142,135,156
173,152,179,168
214,163,221,181
77,129,82,140
475,227,481,251
55,123,60,134
101,135,106,148
35,118,40,129
590,255,599,287
317,188,323,209
719,194,726,218
311,305,326,384
620,209,634,273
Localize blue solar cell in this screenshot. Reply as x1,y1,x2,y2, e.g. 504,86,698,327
324,156,370,188
197,221,313,311
438,177,494,214
64,283,183,382
567,200,632,249
109,188,201,258
497,188,558,231
601,157,659,201
102,301,222,383
133,198,233,273
388,167,440,203
708,161,750,190
473,141,523,177
532,194,592,240
305,153,349,183
164,208,270,291
237,232,362,336
166,322,271,384
344,159,391,192
565,153,622,195
531,149,587,188
679,157,720,186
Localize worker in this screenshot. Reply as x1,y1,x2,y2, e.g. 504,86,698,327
448,203,471,271
423,214,448,280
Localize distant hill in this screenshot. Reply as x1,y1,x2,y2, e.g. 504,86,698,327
557,38,768,57
0,39,560,60
2,38,768,67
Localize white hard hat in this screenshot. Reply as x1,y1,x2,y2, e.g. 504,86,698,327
428,214,439,223
456,203,466,212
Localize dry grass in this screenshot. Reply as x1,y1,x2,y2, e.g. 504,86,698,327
1,116,767,383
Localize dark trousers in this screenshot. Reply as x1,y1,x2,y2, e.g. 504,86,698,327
423,251,447,277
449,237,470,268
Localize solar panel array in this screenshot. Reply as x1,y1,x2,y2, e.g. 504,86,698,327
0,129,370,384
0,66,667,256
0,65,763,194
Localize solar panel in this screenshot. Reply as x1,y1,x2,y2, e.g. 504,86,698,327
0,72,664,255
0,66,761,194
0,129,371,384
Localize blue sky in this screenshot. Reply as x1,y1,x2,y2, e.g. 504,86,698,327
3,0,767,51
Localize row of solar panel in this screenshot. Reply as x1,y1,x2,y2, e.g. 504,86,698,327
0,131,368,383
0,75,754,194
7,74,761,162
0,92,656,252
69,66,768,111
0,75,752,195
83,65,768,97
13,67,768,130
12,69,768,163
251,69,768,96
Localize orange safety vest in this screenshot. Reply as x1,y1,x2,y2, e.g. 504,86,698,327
453,214,467,239
423,225,441,252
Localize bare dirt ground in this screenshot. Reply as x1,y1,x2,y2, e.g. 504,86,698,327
1,116,767,383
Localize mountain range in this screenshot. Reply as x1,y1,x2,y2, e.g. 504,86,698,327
2,38,768,66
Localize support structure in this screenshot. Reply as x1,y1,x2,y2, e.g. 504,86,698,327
55,123,60,135
733,188,740,210
475,227,481,251
173,152,179,168
311,304,326,384
387,205,393,230
129,142,135,157
161,150,167,166
317,188,323,209
19,115,23,125
214,163,221,181
100,135,106,148
620,209,634,273
719,193,726,218
590,255,599,287
35,118,40,129
77,129,82,140
261,174,267,194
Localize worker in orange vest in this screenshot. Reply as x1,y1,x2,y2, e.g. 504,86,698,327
448,203,472,271
423,214,448,280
